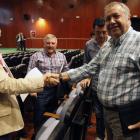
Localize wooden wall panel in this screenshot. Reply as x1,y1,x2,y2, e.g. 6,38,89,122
0,0,140,50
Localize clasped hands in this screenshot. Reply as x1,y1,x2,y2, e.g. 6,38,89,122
43,73,59,88
30,73,59,98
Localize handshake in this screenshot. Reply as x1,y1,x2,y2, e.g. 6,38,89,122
43,73,60,88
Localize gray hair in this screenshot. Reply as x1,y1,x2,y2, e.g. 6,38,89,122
43,34,57,44
104,2,131,19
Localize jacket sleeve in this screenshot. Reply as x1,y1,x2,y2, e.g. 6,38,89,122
0,65,44,94
16,35,19,43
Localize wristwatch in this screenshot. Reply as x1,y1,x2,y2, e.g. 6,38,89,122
59,73,63,83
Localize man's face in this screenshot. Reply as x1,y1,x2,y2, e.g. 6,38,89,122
95,25,107,43
44,38,57,56
105,4,130,41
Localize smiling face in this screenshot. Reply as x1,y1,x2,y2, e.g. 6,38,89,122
44,37,57,56
105,4,130,41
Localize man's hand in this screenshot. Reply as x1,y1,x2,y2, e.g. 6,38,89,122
43,73,59,88
81,78,90,88
128,122,140,130
30,93,37,98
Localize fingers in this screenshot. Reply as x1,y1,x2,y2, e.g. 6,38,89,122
87,80,90,87
128,122,140,130
81,81,86,88
50,74,59,80
81,79,90,88
30,93,37,98
43,74,60,88
48,77,60,87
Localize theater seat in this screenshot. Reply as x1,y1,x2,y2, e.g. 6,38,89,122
9,67,17,78
3,57,11,67
10,56,18,67
56,96,81,128
35,118,66,140
42,96,85,140
16,64,28,78
21,57,30,66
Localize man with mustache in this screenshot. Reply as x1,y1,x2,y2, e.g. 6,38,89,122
50,2,140,140
27,34,69,135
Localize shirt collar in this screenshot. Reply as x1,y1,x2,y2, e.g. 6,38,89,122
93,35,111,47
109,26,132,46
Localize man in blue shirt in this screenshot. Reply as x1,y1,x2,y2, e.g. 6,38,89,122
81,17,110,140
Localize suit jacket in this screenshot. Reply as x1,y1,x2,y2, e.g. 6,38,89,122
16,34,26,43
0,61,44,136
16,34,20,43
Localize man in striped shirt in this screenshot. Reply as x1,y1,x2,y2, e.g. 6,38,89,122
27,34,69,134
50,2,140,140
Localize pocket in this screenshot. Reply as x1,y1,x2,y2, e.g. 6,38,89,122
0,101,11,118
112,53,131,75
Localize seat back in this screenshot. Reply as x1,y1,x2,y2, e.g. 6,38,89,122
9,67,17,78
10,56,18,67
35,118,66,140
2,54,7,58
7,54,13,58
59,96,82,128
16,64,28,78
21,57,30,66
3,57,11,67
17,55,24,65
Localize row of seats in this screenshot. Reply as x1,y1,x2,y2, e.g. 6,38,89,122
9,64,28,79
68,52,84,69
64,49,81,63
2,51,36,58
3,49,82,68
59,49,67,53
3,56,30,67
34,82,92,140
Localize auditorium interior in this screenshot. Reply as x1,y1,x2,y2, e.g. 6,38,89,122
0,0,140,140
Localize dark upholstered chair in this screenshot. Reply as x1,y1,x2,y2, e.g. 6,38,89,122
21,57,30,66
10,56,18,67
3,57,11,67
16,64,28,78
35,118,66,140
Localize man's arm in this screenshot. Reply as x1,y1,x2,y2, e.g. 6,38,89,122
61,72,71,81
128,122,140,129
0,66,59,94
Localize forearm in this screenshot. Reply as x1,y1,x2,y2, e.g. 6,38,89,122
61,72,71,81
0,75,44,94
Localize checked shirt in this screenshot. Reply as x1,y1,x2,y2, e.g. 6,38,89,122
68,27,140,106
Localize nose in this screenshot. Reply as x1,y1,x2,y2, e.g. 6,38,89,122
100,32,104,37
110,17,115,24
49,43,53,47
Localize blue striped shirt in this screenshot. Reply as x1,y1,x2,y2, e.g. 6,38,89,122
27,49,68,74
68,27,140,106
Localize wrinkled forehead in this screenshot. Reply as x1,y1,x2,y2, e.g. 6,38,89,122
104,4,124,18
45,37,57,43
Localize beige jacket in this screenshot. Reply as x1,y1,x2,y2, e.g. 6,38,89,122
0,63,44,136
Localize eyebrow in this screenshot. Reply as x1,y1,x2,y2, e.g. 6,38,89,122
105,13,119,18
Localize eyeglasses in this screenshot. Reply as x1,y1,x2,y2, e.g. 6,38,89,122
96,31,107,35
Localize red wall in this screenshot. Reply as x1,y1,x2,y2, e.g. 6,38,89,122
0,0,140,50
